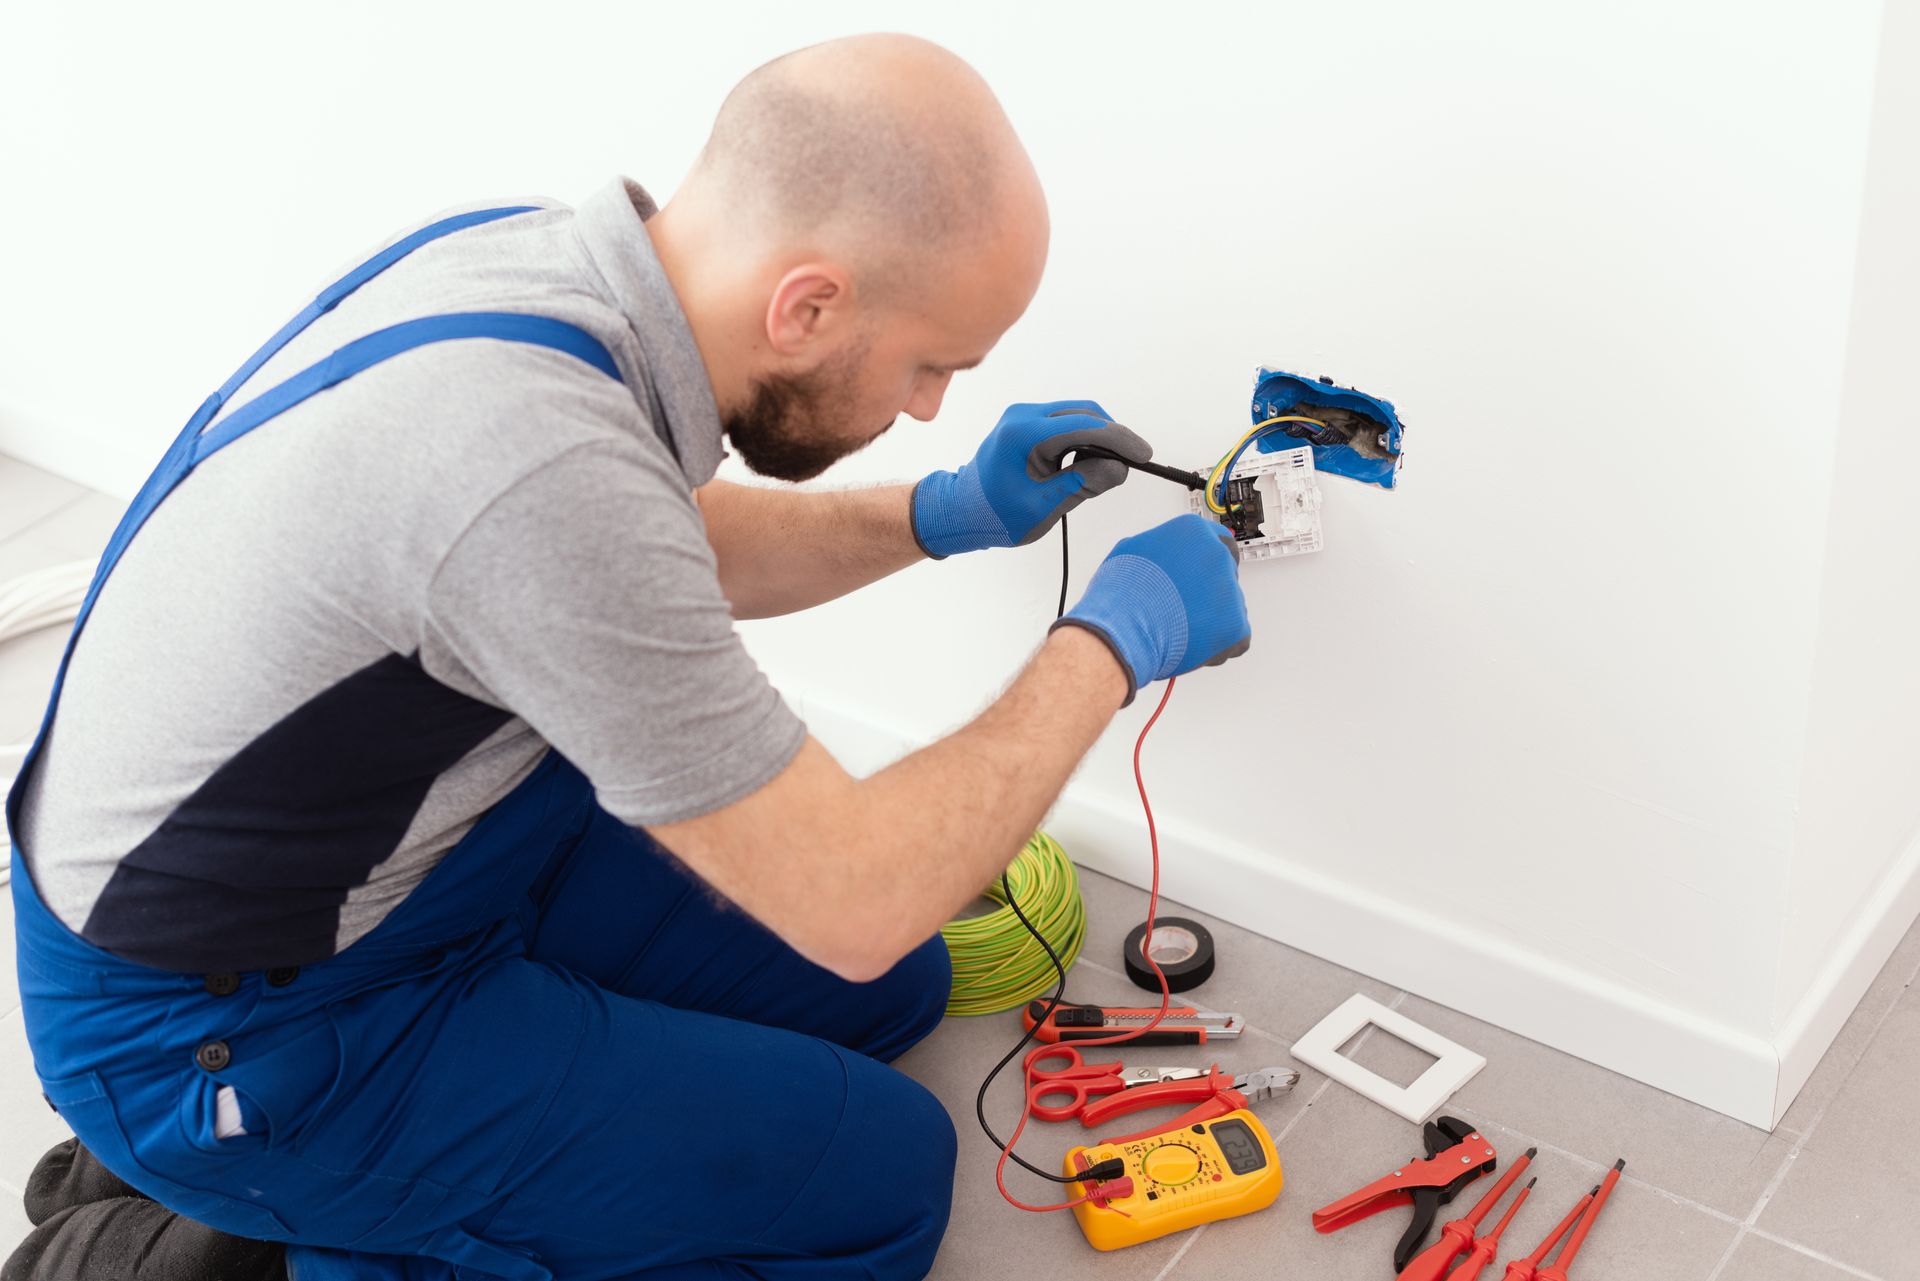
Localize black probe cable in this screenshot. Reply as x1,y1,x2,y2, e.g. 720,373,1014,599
1073,445,1207,493
974,451,1201,1189
971,859,1091,1184
971,513,1107,1186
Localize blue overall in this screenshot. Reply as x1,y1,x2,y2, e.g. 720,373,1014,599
6,208,956,1280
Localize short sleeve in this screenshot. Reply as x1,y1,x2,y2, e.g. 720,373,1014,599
421,439,806,825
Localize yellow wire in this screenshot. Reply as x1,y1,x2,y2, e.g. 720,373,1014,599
1204,415,1328,513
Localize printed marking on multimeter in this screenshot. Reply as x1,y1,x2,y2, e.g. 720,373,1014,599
1064,1111,1284,1250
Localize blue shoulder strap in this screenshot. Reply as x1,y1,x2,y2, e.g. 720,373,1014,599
214,206,545,412
105,205,623,587
4,205,622,840
191,312,619,462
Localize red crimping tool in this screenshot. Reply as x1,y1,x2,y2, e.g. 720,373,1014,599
1311,1116,1498,1272
1399,1146,1536,1281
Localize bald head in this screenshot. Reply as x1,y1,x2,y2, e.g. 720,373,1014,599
648,36,1049,479
679,34,1042,295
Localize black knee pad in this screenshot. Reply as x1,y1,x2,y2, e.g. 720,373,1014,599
2,1197,286,1281
23,1140,144,1227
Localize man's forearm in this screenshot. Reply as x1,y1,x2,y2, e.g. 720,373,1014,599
646,624,1129,982
696,479,926,618
837,624,1128,969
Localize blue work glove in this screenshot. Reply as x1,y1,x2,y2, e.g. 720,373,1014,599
910,400,1152,558
1052,514,1250,705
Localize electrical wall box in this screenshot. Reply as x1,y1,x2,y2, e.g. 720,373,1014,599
1190,445,1324,561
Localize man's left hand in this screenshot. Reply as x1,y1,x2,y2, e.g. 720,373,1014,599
910,400,1152,558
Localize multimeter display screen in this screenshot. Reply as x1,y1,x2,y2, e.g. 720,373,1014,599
1210,1119,1266,1175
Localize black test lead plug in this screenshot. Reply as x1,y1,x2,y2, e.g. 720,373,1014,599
1072,443,1208,493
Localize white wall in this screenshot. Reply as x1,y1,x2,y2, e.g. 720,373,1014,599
1,1,1909,1126
1774,0,1920,1120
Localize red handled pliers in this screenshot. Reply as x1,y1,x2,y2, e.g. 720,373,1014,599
1077,1064,1299,1143
1022,1045,1215,1123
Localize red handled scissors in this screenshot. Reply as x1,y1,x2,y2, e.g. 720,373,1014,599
1023,1044,1212,1123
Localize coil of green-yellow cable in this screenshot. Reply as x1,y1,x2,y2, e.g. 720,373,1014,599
940,832,1085,1016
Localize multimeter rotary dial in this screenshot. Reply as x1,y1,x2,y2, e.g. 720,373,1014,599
1139,1142,1205,1187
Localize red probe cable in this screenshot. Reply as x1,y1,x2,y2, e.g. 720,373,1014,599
996,677,1179,1213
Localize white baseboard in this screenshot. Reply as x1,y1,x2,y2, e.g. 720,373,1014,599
1771,820,1920,1127
792,688,1802,1127
0,406,150,501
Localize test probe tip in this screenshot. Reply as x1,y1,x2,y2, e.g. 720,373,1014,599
1612,1159,1626,1171
1525,1177,1537,1189
1524,1147,1539,1158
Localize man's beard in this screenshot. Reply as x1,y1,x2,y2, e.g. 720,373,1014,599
722,348,892,482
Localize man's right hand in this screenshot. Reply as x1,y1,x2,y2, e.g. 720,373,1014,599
1052,513,1251,705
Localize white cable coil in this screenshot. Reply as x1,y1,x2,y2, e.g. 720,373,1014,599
0,558,95,882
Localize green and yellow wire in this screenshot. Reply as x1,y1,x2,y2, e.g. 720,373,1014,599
1203,414,1328,514
941,832,1086,1016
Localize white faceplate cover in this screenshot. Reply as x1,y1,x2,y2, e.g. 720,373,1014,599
1291,994,1488,1124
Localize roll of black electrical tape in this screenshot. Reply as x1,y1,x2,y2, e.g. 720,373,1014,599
1123,916,1216,993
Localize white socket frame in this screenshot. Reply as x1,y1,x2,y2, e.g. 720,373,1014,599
1291,994,1487,1124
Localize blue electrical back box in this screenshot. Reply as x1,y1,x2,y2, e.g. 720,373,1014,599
1251,369,1406,490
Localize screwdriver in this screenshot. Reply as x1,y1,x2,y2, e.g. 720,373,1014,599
1398,1146,1537,1281
1448,1177,1536,1281
1536,1159,1625,1281
1502,1189,1594,1281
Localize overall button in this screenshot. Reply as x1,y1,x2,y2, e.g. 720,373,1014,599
266,967,299,988
203,973,241,997
196,1041,232,1072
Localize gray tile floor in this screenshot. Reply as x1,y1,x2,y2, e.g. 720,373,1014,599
2,453,1917,1280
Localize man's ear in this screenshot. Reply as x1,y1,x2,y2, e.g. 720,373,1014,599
765,263,854,356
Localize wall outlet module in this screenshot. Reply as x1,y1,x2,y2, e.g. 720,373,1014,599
1191,444,1323,560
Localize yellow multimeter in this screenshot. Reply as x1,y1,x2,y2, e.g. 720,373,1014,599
1063,1109,1284,1250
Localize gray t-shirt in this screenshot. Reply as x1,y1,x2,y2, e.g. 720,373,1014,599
18,178,806,973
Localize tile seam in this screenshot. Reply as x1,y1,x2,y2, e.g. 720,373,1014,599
1150,1220,1206,1281
1728,940,1920,1271
1743,1225,1889,1280
1777,938,1920,1153
1447,1108,1754,1227
1702,1227,1747,1281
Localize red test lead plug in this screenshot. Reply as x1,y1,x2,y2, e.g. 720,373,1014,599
1397,1146,1537,1281
1536,1159,1624,1281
